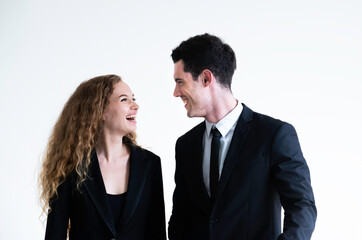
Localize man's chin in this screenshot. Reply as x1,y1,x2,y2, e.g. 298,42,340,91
187,111,202,119
186,112,194,118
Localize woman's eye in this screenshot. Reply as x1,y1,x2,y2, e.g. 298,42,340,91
120,98,127,102
132,98,136,102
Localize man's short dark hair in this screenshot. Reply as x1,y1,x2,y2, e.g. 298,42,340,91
171,33,237,89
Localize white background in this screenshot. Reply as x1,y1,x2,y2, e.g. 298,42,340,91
1,0,361,239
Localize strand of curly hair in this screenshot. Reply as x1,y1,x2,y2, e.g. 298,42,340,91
39,75,137,219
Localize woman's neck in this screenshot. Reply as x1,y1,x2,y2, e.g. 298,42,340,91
95,134,129,163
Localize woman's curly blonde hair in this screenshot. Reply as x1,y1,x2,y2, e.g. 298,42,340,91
39,74,136,215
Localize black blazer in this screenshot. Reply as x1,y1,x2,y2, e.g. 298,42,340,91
168,104,317,240
45,145,166,240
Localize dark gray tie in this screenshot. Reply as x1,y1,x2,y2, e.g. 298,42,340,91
210,127,221,203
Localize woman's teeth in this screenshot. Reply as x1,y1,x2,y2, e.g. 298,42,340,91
126,115,136,120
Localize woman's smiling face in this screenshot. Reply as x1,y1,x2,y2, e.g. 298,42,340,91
102,81,139,136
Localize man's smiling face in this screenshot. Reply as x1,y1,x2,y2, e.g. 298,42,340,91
173,60,208,118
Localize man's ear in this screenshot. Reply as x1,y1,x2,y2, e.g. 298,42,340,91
201,69,213,87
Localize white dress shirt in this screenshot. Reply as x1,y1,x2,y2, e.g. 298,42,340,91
203,102,243,196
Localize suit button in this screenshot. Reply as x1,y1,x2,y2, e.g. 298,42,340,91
210,217,218,224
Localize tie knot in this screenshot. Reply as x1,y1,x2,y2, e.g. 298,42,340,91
211,127,221,138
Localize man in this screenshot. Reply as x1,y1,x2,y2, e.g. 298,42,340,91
168,33,317,240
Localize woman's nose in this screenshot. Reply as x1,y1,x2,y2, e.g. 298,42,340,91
131,101,139,110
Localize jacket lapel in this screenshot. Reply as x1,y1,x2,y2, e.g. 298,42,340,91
83,146,152,237
185,122,213,212
213,104,253,206
83,150,117,237
117,145,151,233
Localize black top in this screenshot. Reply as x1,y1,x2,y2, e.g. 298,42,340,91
44,145,166,240
107,192,127,227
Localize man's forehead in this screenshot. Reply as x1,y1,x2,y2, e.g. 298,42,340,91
174,61,185,78
174,61,184,69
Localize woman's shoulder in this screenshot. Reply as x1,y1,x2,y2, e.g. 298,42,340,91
132,145,160,162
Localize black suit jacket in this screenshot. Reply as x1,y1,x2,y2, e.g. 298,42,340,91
45,145,166,240
168,104,317,240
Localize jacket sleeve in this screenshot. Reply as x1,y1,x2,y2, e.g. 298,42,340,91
44,176,71,240
271,123,317,240
146,156,167,240
168,138,192,240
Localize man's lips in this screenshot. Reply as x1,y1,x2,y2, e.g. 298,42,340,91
181,97,188,107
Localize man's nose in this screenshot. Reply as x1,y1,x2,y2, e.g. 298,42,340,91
173,85,181,97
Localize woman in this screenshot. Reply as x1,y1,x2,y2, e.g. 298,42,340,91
39,75,166,240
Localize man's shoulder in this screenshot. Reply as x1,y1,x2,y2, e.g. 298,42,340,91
252,109,284,126
177,121,205,143
244,104,294,134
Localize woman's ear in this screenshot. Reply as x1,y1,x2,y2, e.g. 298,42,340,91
102,111,108,121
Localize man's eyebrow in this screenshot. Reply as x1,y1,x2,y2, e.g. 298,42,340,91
175,78,183,82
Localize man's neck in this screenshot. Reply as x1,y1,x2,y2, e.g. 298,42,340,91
205,93,238,124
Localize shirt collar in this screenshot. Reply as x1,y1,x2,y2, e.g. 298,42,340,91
205,100,243,137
